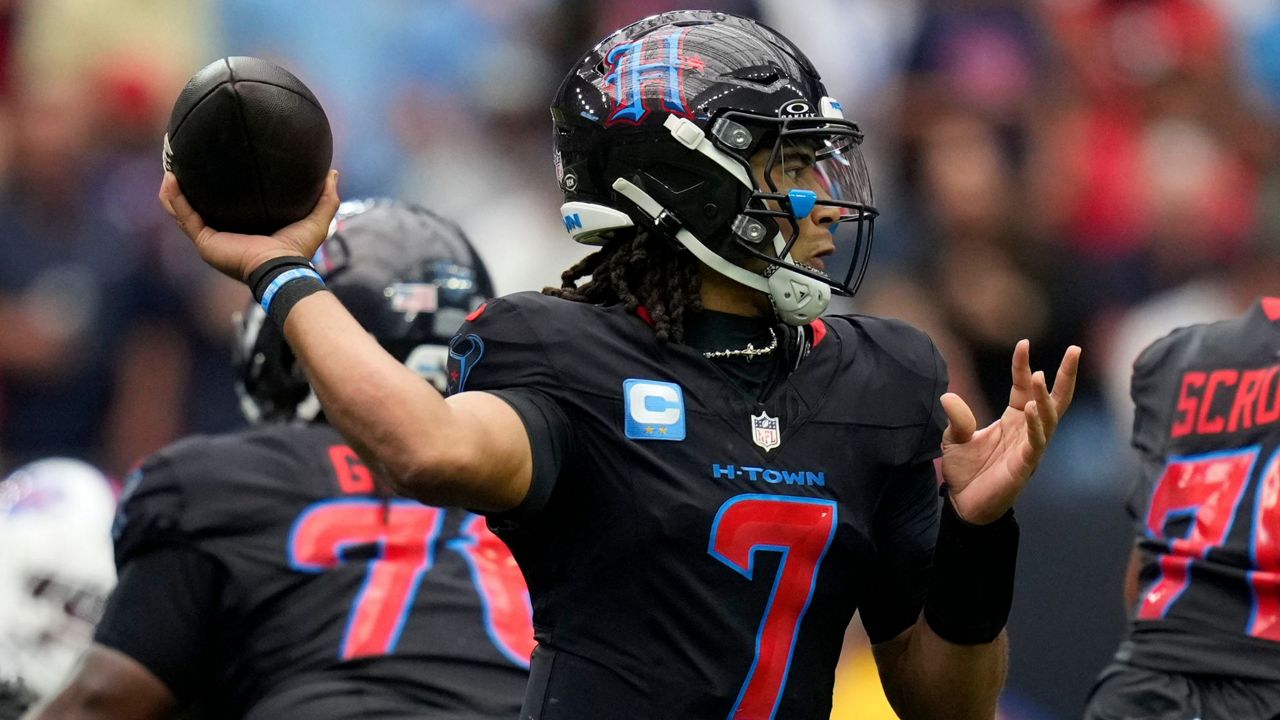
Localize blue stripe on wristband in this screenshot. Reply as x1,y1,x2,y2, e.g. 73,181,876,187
260,268,324,313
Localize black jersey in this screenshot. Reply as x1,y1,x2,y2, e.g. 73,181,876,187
448,292,947,720
1117,297,1280,680
99,422,532,719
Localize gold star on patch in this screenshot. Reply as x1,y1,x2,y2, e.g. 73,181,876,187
645,427,655,434
658,427,668,435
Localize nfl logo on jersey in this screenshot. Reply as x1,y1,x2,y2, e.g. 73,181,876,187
751,411,781,451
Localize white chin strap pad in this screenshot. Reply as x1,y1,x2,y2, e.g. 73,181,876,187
611,177,830,326
766,266,830,325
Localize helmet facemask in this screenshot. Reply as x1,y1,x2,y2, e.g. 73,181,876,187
603,104,876,325
723,111,877,299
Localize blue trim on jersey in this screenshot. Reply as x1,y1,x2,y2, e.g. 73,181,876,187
1248,446,1280,633
447,514,534,669
707,494,839,720
260,267,323,313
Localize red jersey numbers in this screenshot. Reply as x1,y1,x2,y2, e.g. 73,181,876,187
288,501,534,664
1139,447,1280,642
709,495,837,720
1250,450,1280,640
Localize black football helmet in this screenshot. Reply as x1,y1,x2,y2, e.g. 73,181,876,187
235,199,495,423
551,10,876,325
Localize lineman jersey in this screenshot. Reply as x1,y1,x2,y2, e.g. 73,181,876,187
98,422,532,719
448,292,948,720
1117,297,1280,679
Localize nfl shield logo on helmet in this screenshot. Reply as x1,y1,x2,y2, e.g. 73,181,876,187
751,411,781,451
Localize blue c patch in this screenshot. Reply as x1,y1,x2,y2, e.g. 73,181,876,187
623,379,686,441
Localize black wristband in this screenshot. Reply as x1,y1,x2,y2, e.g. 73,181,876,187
247,255,313,303
923,495,1019,645
246,256,327,329
264,273,326,329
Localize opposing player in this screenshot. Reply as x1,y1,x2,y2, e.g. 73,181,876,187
161,11,1080,719
0,458,117,720
24,200,533,720
1084,297,1280,719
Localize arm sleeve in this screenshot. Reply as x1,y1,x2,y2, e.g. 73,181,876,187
859,459,941,644
92,547,224,703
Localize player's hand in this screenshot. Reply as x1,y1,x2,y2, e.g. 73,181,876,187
158,170,341,283
939,340,1082,525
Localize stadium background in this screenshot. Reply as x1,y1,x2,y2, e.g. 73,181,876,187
1,0,1278,717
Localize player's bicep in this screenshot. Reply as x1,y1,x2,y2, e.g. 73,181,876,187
426,388,571,515
439,390,536,511
23,645,176,720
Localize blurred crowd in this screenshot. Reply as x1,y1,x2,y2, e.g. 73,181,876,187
0,0,1278,718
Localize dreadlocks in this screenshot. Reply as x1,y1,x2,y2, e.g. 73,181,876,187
543,231,702,343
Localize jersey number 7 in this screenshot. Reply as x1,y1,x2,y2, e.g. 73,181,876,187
709,494,838,720
287,499,535,664
1139,446,1280,640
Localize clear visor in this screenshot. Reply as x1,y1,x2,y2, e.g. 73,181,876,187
767,130,874,213
741,121,878,295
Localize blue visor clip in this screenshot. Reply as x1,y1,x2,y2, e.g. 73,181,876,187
788,189,818,220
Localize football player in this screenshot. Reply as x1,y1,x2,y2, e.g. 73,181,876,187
0,458,116,720
1083,298,1280,718
160,11,1080,720
23,200,533,720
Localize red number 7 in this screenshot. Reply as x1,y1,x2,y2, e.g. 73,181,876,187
289,499,444,659
709,495,837,720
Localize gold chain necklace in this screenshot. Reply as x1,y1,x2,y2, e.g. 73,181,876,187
701,328,778,360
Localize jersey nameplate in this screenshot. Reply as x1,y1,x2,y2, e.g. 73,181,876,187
623,379,686,441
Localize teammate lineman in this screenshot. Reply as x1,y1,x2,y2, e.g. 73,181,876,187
24,200,533,720
1084,298,1280,719
160,11,1080,720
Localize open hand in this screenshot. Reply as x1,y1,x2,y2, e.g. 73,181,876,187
158,170,341,283
940,340,1082,525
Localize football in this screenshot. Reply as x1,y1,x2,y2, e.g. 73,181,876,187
163,57,333,235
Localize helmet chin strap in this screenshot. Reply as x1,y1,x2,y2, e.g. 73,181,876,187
611,177,829,326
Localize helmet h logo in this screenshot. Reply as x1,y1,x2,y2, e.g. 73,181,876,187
604,28,693,126
623,379,686,441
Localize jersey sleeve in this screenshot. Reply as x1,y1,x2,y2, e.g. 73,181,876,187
111,446,191,568
1125,331,1184,520
93,547,225,702
910,338,949,465
448,295,576,518
858,459,941,644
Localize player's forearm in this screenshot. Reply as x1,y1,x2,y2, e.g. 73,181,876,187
876,616,1007,720
282,291,484,505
